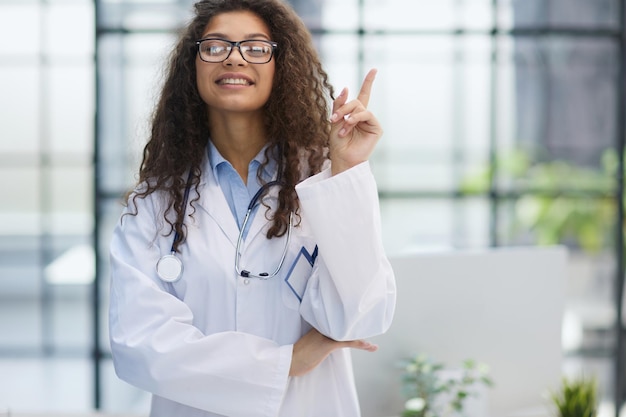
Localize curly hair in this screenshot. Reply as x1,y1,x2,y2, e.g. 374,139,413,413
130,0,334,251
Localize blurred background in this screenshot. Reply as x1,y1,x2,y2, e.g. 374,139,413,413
0,0,624,415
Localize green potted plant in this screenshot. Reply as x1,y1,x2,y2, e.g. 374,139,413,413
549,376,598,417
400,354,494,417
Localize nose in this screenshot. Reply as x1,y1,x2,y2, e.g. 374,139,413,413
223,46,247,66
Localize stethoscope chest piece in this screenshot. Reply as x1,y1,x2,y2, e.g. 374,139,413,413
156,253,183,283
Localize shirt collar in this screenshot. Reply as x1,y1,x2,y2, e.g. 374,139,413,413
207,140,278,182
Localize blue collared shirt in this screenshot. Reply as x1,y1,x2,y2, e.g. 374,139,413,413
208,141,277,239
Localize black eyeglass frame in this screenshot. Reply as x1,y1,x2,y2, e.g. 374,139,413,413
195,38,278,64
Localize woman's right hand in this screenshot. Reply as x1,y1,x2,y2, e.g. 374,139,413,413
289,328,378,377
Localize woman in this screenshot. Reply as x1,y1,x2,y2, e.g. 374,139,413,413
108,0,396,416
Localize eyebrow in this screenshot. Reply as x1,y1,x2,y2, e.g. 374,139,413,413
200,32,271,40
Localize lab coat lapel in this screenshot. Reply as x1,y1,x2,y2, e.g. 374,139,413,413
196,167,240,248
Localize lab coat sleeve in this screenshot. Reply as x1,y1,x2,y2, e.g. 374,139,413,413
108,194,292,417
294,161,396,341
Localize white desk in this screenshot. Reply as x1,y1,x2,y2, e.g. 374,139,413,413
352,246,566,417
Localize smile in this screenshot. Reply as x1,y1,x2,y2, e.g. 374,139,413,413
217,78,253,86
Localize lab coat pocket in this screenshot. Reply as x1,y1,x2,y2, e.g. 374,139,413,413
282,245,318,310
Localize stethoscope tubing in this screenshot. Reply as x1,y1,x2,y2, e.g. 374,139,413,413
168,170,195,254
156,173,290,283
156,170,194,283
235,210,292,279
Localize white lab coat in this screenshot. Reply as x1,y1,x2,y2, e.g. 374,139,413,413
109,159,396,417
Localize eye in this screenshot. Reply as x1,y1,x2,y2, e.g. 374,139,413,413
242,41,272,57
201,41,229,56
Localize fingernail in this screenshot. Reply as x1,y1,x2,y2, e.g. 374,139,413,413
339,128,346,136
331,113,339,122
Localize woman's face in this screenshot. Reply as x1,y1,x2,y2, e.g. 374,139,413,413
195,10,276,117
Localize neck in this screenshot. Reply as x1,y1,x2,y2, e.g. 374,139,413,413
209,111,268,181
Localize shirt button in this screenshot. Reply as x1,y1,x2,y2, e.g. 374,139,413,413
243,278,250,285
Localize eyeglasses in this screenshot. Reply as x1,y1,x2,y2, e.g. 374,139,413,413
196,38,278,64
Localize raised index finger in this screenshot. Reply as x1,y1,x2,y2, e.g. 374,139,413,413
357,68,378,108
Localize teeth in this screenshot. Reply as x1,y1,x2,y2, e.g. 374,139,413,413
219,78,251,85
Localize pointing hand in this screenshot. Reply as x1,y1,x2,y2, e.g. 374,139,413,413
329,69,383,176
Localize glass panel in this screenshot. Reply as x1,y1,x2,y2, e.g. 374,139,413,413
0,1,42,361
98,2,195,31
0,357,92,412
463,36,618,199
48,166,93,235
319,34,360,99
45,236,93,351
98,33,176,194
369,35,455,191
49,64,94,155
0,67,40,154
0,0,96,411
45,2,94,57
0,4,41,56
49,0,92,3
498,0,620,29
380,198,491,255
493,36,618,190
355,34,491,192
363,0,492,31
0,166,41,236
0,168,43,353
320,0,359,31
494,36,518,153
289,0,324,31
0,234,43,350
497,197,618,358
459,0,493,30
497,194,617,251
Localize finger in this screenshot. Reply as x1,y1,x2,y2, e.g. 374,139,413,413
356,68,377,108
362,342,378,352
341,339,379,352
341,109,374,127
332,99,365,125
337,111,378,138
331,88,348,122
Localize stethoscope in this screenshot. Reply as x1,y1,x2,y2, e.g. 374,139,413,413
156,173,292,283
